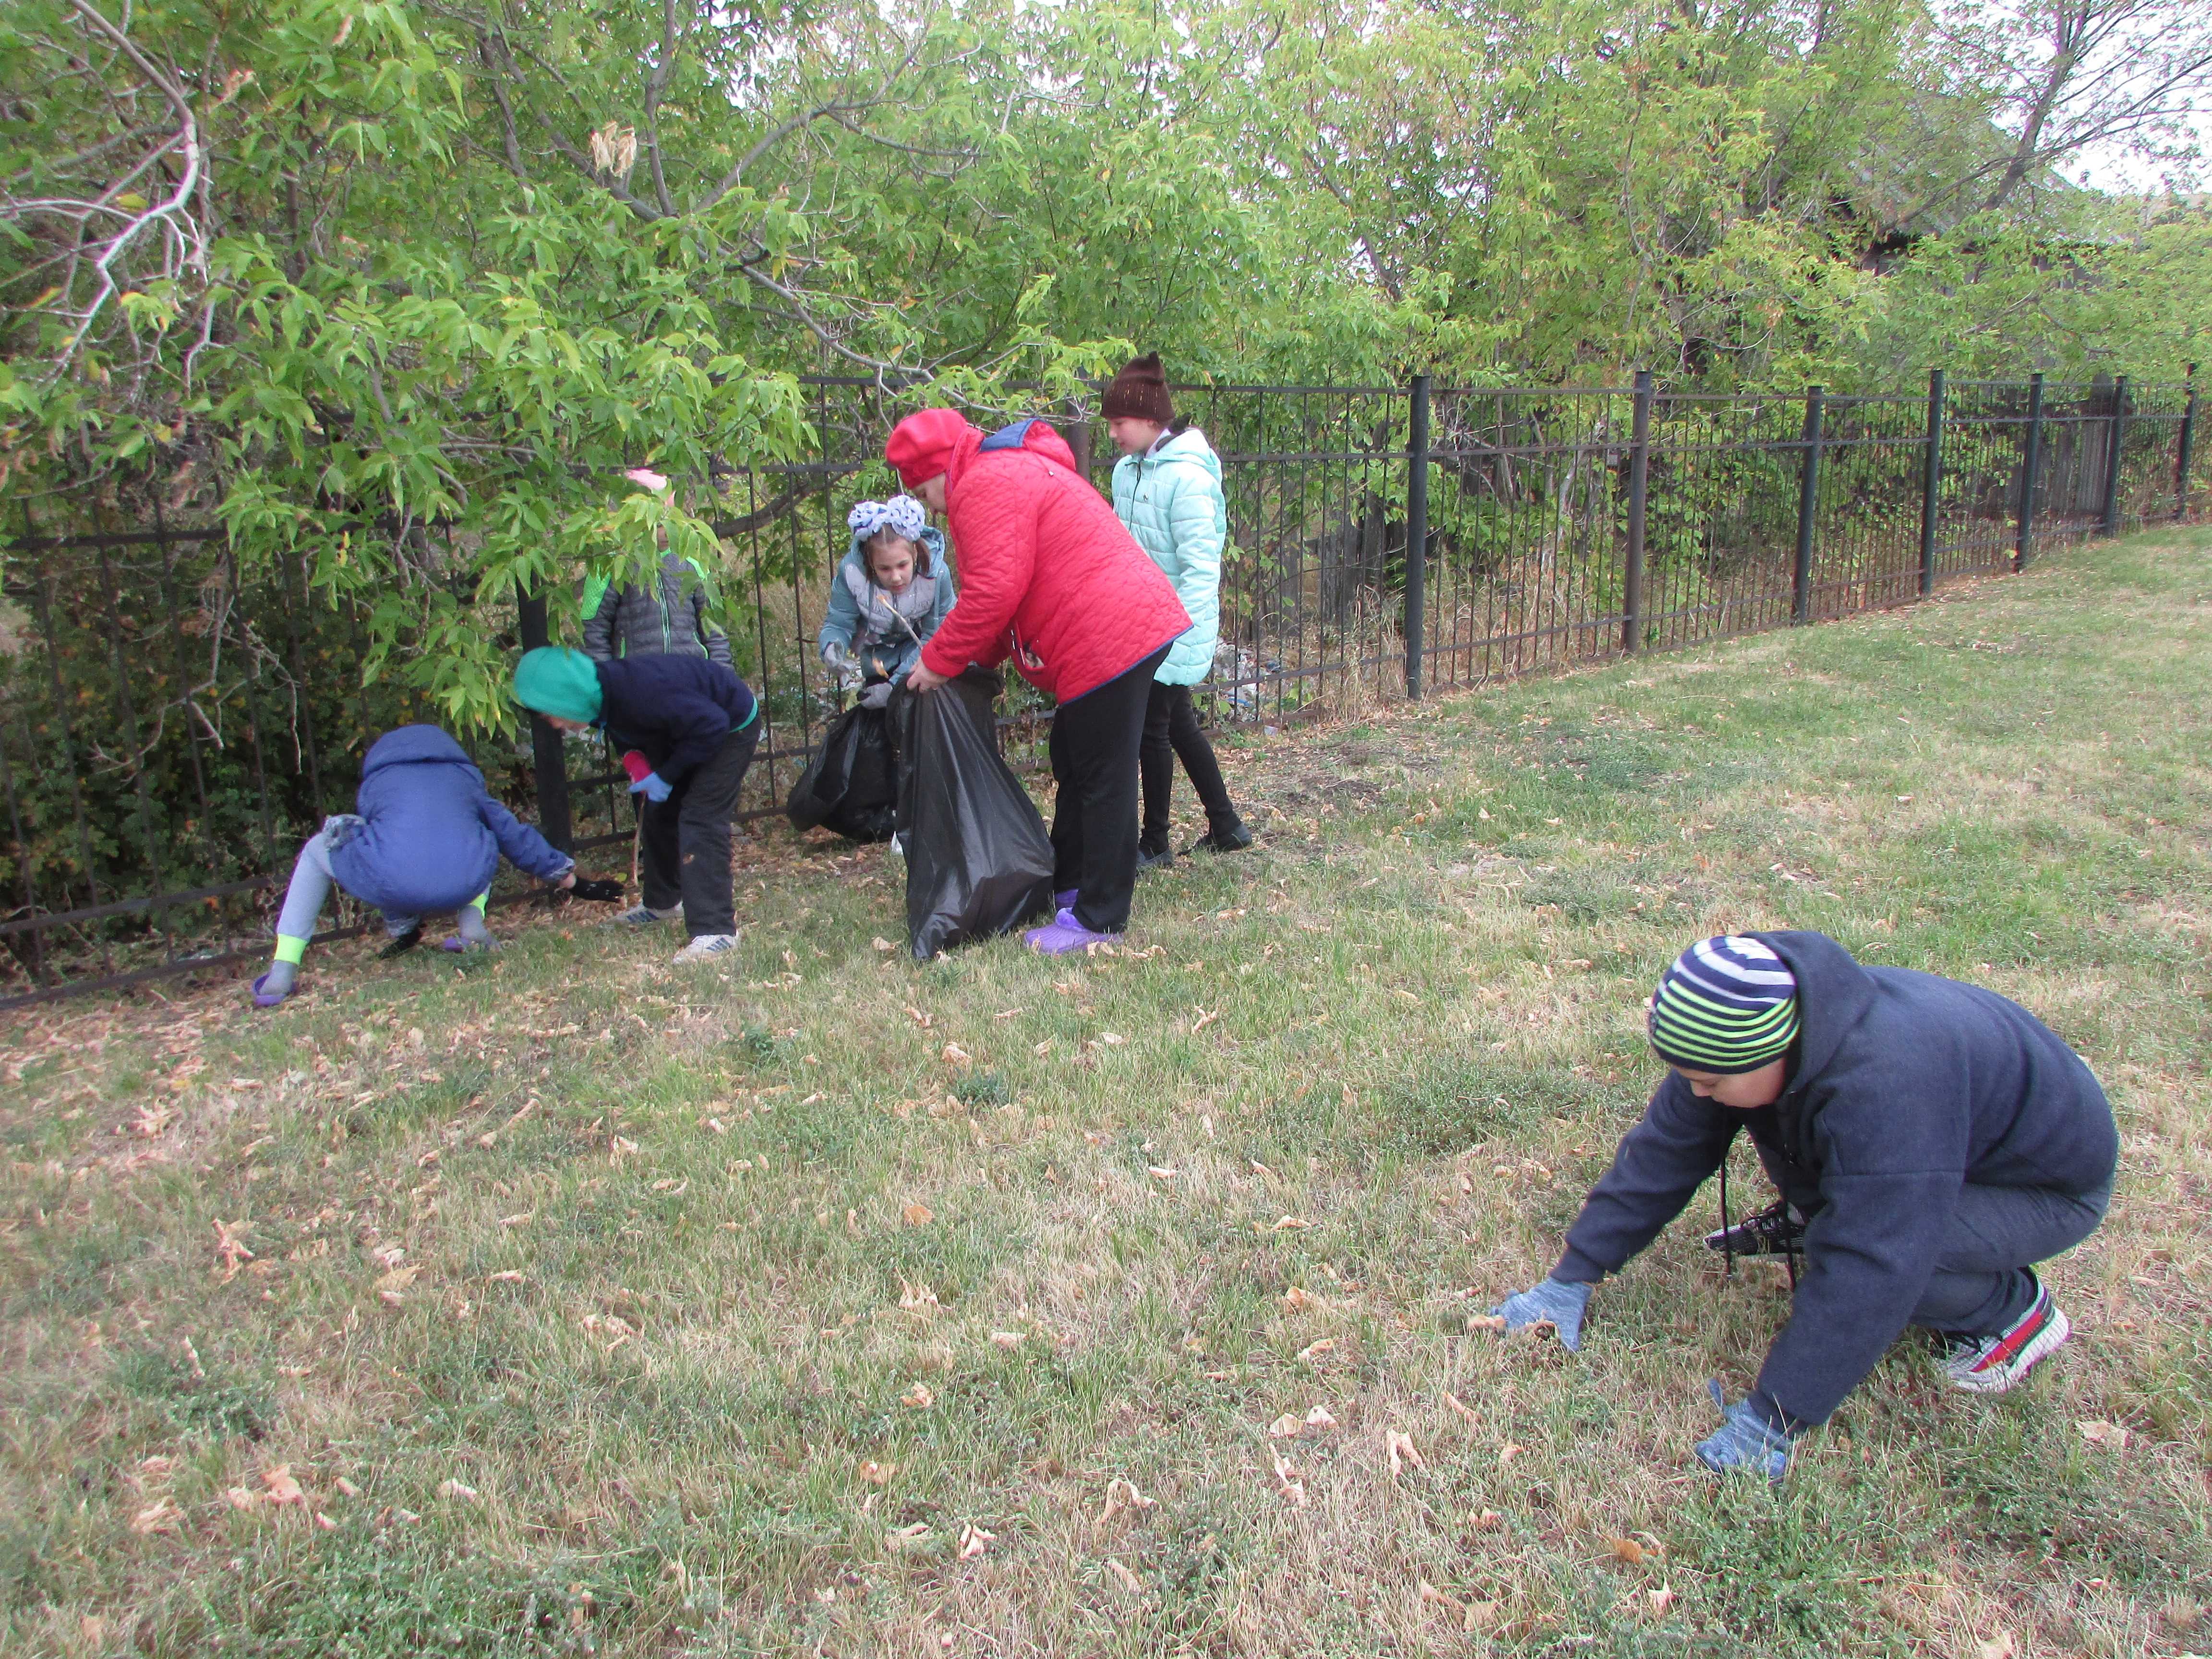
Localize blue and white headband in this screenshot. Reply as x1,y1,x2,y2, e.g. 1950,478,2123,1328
847,495,927,543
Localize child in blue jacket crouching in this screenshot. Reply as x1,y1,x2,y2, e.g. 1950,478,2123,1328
252,725,577,1006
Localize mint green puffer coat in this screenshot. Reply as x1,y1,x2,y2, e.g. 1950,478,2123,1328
1111,425,1226,686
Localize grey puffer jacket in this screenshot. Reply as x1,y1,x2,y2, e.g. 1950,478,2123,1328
581,552,732,665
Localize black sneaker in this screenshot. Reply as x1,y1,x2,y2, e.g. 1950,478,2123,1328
1187,819,1254,854
1703,1199,1804,1257
1137,840,1176,871
377,926,424,959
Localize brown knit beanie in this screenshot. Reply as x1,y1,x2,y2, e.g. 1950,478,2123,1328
1102,353,1174,424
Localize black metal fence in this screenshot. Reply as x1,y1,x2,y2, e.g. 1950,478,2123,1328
3,368,2204,1007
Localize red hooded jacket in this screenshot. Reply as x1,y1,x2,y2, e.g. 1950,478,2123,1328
890,412,1192,705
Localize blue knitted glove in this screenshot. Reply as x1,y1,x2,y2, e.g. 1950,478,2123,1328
1489,1277,1592,1351
1693,1382,1796,1483
628,770,673,803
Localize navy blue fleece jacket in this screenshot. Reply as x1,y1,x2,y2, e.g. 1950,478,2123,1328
595,655,757,784
1554,930,2117,1425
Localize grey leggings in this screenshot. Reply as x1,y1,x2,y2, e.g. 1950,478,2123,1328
275,823,422,943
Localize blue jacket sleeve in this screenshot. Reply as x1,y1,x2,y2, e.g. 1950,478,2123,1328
1554,1074,1739,1284
655,692,737,783
1163,465,1226,618
921,538,957,643
818,562,861,661
478,797,574,881
1751,1080,1966,1425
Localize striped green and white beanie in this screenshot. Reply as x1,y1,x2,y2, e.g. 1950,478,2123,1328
1647,936,1800,1074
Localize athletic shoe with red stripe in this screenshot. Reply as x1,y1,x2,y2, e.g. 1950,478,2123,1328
1940,1274,2071,1394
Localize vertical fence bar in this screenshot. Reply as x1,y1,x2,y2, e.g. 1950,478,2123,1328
1920,369,1946,596
1403,373,1431,700
515,587,573,852
1792,385,1826,624
2098,375,2128,537
2177,366,2198,522
2015,372,2045,571
1622,371,1653,653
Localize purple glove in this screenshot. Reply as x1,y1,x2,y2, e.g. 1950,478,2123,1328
628,770,673,803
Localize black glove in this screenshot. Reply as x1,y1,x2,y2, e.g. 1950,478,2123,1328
567,875,625,903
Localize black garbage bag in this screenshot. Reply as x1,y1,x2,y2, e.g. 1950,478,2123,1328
898,669,1054,960
785,702,897,842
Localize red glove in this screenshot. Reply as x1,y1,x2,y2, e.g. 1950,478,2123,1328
620,751,653,785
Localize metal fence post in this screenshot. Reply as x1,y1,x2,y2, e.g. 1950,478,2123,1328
2015,372,2045,571
1404,373,1431,700
1919,369,1945,596
516,588,574,852
1622,370,1653,652
1791,385,1825,624
2178,365,2199,522
2097,374,2128,537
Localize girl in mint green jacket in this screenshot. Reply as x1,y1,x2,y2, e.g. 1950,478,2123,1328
1105,354,1251,862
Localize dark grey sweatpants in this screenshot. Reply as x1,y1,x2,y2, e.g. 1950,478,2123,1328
1907,1180,2111,1334
638,723,757,938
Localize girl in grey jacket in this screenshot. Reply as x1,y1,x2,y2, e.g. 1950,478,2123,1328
817,496,955,699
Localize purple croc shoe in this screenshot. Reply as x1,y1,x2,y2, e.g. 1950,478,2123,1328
1024,907,1120,956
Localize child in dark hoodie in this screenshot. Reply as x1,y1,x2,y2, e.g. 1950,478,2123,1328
1486,932,2118,1480
512,645,758,963
252,725,578,1006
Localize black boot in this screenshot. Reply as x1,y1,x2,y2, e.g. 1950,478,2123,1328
1187,817,1254,854
1137,836,1176,872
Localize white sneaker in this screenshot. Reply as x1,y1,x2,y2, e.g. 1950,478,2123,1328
673,933,739,963
613,904,682,928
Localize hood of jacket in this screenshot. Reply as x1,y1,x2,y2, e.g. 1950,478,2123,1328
1755,929,1880,1094
359,723,479,781
514,647,605,724
1146,424,1222,483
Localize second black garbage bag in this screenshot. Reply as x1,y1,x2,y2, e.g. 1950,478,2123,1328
785,701,898,842
898,669,1054,960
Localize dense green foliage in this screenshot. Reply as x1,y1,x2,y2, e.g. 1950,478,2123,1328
2,0,2208,724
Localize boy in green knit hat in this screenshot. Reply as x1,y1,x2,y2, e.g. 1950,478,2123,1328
1484,932,2117,1482
513,644,758,962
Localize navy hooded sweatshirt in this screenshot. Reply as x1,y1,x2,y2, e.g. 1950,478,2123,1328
595,655,757,784
328,726,573,916
1553,930,2117,1426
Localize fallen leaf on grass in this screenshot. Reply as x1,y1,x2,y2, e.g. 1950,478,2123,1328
957,1524,995,1560
370,1243,407,1269
1148,1165,1178,1181
1385,1430,1424,1476
1271,1215,1310,1231
942,1042,973,1068
872,937,896,952
1466,1314,1507,1333
1296,1338,1336,1361
1106,1556,1145,1595
901,1382,935,1408
2076,1419,2129,1450
989,1330,1025,1349
262,1466,305,1506
130,1499,181,1535
1268,1413,1302,1439
1499,1443,1523,1465
1443,1391,1481,1422
898,1279,939,1313
902,1203,935,1227
1975,1630,2017,1659
1610,1537,1646,1565
439,1479,479,1502
213,1219,255,1280
488,1270,524,1283
1648,1586,1677,1615
1304,1406,1338,1430
1472,1508,1503,1530
225,1486,258,1511
374,1265,421,1296
1283,1286,1321,1311
1269,1448,1307,1507
858,1460,896,1486
886,1523,931,1550
1418,1580,1461,1614
1098,1478,1156,1524
1464,1599,1503,1631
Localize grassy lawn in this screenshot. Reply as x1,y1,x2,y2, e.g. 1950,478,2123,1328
5,527,2211,1659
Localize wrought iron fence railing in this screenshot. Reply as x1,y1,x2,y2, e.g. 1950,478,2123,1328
2,368,2203,1007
